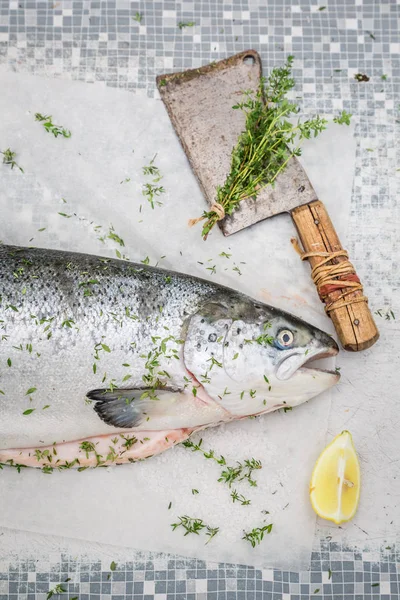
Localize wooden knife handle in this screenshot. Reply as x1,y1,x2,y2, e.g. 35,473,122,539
291,200,379,352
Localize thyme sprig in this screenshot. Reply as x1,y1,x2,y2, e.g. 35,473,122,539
171,515,219,543
182,438,262,487
242,523,273,548
142,154,166,208
35,113,71,138
1,148,24,172
46,583,67,599
192,55,331,238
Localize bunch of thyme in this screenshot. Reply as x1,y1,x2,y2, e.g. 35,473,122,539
192,55,328,239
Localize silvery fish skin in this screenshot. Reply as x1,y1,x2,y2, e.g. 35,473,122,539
0,246,339,469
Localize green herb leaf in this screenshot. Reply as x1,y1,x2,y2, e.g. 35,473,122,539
46,583,67,599
35,113,71,138
178,21,196,29
26,387,37,395
1,148,24,172
333,110,352,126
242,523,273,547
354,73,370,82
110,561,117,571
171,515,219,544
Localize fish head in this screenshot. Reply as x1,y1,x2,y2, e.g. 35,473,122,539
183,298,339,417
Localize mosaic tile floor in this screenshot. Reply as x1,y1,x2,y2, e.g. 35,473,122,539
0,0,400,598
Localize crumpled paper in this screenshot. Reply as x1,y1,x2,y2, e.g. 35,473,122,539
0,69,356,570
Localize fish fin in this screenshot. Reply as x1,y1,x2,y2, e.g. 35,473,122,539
87,387,179,429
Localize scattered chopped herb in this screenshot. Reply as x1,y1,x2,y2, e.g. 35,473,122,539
231,489,251,505
314,589,320,594
132,12,142,22
232,264,242,276
191,55,329,239
61,318,75,328
242,523,273,547
219,252,232,258
381,74,387,81
328,568,332,579
168,501,172,509
255,333,274,346
192,488,199,495
107,225,125,247
23,408,36,415
178,21,196,29
120,434,138,450
0,460,27,472
142,182,166,209
110,561,117,571
375,308,395,320
333,110,352,125
171,515,219,544
1,148,24,172
366,31,376,40
7,358,11,367
371,583,379,587
218,458,262,488
318,6,326,10
46,583,67,599
354,73,370,82
79,440,97,458
26,387,37,395
142,155,166,208
35,113,71,138
141,256,150,265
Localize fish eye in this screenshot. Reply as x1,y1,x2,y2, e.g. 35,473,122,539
278,329,294,347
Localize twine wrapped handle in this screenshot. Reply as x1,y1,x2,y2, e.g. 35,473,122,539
188,203,226,228
291,237,368,313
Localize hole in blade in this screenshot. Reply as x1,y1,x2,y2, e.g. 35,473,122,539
243,54,256,65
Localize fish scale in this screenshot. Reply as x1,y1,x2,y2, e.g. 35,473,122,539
0,245,339,468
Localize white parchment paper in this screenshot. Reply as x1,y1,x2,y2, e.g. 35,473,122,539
0,70,356,570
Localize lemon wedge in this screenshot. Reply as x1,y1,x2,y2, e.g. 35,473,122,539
310,430,360,524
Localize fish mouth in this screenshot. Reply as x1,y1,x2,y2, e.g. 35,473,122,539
276,343,339,381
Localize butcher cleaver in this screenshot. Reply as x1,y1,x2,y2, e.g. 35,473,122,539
156,50,379,352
